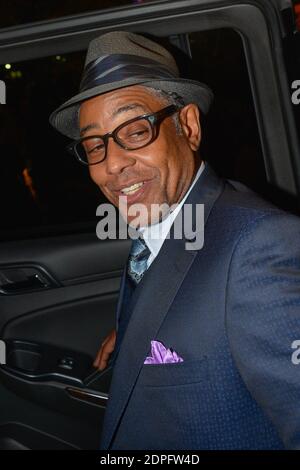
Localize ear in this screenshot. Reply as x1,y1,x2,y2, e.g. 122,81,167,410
179,104,201,151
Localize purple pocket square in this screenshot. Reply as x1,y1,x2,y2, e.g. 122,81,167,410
144,340,184,365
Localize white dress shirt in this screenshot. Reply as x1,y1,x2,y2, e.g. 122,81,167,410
139,161,205,267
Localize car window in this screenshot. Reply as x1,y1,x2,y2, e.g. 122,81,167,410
188,29,299,215
0,50,107,240
0,26,297,242
188,29,265,188
284,5,300,170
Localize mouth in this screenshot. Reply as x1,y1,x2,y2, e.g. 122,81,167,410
120,181,144,195
113,179,152,204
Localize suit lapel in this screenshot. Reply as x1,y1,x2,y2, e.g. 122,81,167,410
101,164,225,449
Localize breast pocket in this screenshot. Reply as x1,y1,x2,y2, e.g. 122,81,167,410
137,357,209,388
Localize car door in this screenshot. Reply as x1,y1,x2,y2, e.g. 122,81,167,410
0,0,299,450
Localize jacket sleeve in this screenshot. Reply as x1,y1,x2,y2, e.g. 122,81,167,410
226,211,300,449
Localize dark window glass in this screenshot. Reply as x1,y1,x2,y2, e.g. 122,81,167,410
0,0,160,28
0,50,107,240
0,28,294,242
189,29,265,188
282,24,300,153
188,29,299,214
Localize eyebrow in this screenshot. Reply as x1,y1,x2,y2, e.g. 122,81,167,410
79,103,148,137
80,123,99,136
111,103,147,119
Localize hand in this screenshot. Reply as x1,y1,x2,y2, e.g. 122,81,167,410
93,328,117,370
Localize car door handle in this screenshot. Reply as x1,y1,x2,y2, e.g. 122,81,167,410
66,387,109,408
0,265,60,295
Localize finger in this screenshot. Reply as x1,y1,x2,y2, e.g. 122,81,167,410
99,349,111,370
93,330,116,369
99,337,117,368
93,344,104,368
93,337,112,368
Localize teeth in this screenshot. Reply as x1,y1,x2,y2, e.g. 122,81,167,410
121,182,144,195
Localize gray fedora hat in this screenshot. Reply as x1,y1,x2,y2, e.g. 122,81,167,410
49,31,213,139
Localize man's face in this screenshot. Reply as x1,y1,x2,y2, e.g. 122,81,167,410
79,86,201,226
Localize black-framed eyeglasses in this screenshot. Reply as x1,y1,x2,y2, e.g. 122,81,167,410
67,104,180,166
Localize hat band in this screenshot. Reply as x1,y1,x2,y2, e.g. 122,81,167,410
79,53,177,92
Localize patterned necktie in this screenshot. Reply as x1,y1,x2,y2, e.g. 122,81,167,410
127,237,151,285
112,238,150,360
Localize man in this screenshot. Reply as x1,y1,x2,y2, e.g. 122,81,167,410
50,31,300,450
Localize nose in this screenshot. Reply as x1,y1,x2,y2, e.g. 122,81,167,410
105,136,135,175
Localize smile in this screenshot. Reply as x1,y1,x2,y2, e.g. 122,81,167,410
121,182,144,195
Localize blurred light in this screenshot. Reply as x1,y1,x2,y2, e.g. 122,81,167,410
295,3,300,30
10,70,22,79
22,168,37,200
56,55,61,60
5,64,11,70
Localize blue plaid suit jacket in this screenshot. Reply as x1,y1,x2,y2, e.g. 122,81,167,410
100,164,300,450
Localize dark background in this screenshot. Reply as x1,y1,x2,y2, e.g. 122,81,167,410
0,0,152,28
0,0,299,239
